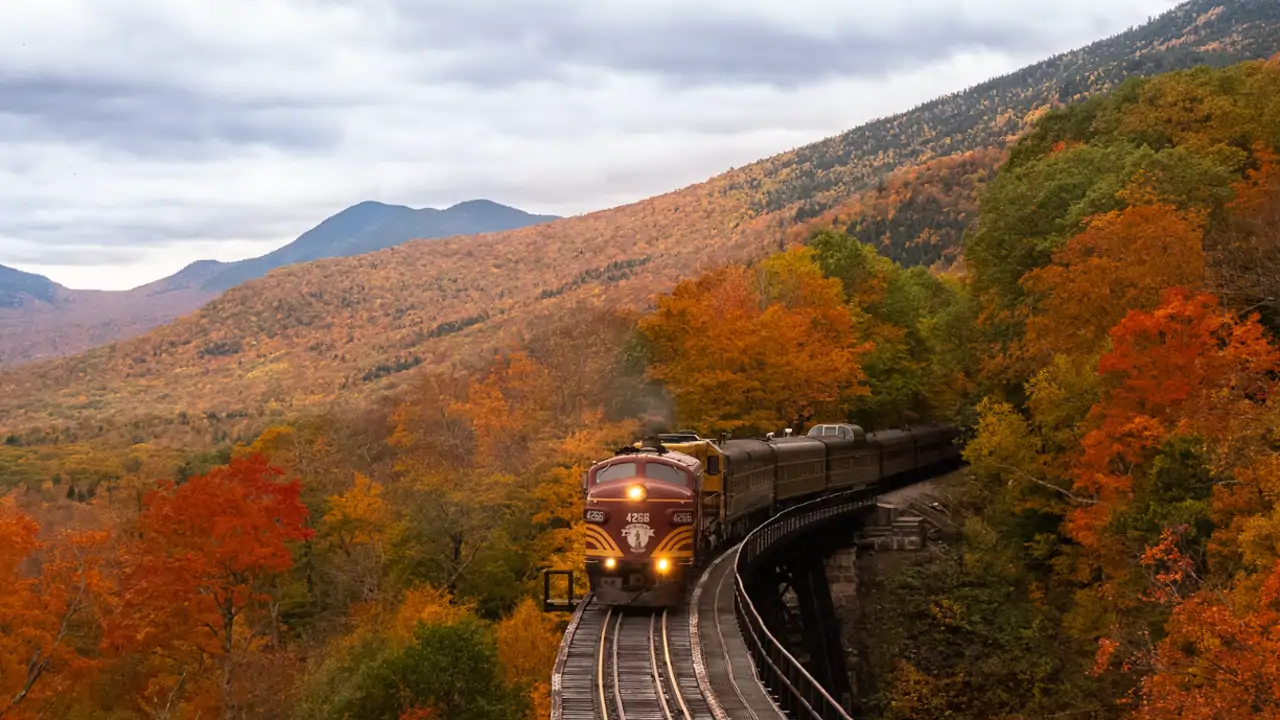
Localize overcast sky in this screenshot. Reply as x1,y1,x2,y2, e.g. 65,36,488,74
1,0,1181,291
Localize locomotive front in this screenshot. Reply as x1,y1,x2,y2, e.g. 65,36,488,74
583,447,700,607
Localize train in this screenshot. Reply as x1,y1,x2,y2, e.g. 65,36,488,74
582,422,963,607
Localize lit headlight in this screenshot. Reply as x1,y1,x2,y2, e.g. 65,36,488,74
627,485,646,501
604,558,617,570
655,558,671,573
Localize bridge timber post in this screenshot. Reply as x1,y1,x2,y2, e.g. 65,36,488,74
748,526,856,714
790,550,853,709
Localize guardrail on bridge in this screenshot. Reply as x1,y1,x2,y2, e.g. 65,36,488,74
733,488,880,720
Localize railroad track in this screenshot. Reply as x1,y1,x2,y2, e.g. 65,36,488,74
555,597,713,720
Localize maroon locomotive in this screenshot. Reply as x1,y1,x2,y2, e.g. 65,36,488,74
582,444,700,606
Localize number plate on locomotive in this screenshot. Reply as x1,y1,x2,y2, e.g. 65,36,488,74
585,509,607,523
671,511,694,524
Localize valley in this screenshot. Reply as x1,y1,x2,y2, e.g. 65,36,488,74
0,200,556,366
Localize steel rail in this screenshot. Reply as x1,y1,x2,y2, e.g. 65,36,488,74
660,611,695,720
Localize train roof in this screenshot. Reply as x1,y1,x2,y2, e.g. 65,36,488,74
866,428,916,444
601,446,702,472
766,436,828,446
718,437,775,451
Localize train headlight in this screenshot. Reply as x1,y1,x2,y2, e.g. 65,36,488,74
604,558,617,570
655,558,671,573
627,484,646,501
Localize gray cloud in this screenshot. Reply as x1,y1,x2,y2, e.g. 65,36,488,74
0,0,1182,290
392,2,1076,88
0,75,342,158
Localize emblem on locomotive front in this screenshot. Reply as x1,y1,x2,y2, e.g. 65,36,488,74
621,523,655,552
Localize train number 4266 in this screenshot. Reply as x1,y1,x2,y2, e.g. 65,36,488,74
626,513,650,523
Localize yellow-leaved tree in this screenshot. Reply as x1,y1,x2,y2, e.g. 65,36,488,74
496,597,563,720
320,472,394,606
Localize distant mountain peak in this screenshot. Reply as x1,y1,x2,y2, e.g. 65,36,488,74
344,200,405,213
0,264,60,308
448,199,505,210
198,199,559,292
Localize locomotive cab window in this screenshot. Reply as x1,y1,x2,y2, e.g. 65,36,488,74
594,462,637,484
643,462,688,486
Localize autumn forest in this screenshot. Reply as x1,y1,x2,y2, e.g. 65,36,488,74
6,12,1280,720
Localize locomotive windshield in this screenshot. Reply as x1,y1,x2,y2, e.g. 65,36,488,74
642,462,688,485
594,462,637,484
592,459,690,486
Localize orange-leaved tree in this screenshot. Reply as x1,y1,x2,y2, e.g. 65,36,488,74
0,498,110,720
1126,528,1280,720
387,357,549,595
1020,200,1207,362
1208,147,1280,327
1065,289,1279,636
639,246,870,435
496,597,562,720
447,352,556,474
529,411,640,599
107,454,311,720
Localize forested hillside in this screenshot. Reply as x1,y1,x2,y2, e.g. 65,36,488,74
862,55,1280,719
2,0,1275,441
0,261,224,366
0,200,555,367
0,264,59,308
763,0,1280,216
785,149,1004,269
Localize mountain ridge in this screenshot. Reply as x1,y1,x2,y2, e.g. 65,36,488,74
0,264,59,308
0,199,557,365
2,0,1277,437
756,0,1280,218
201,199,559,292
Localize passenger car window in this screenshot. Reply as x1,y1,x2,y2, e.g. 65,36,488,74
643,462,688,485
595,462,637,484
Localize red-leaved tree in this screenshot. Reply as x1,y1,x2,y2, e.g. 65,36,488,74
106,454,312,720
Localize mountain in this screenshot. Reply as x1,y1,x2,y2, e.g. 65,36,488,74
202,199,559,292
0,200,557,365
2,0,1277,437
0,264,59,308
0,263,221,366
